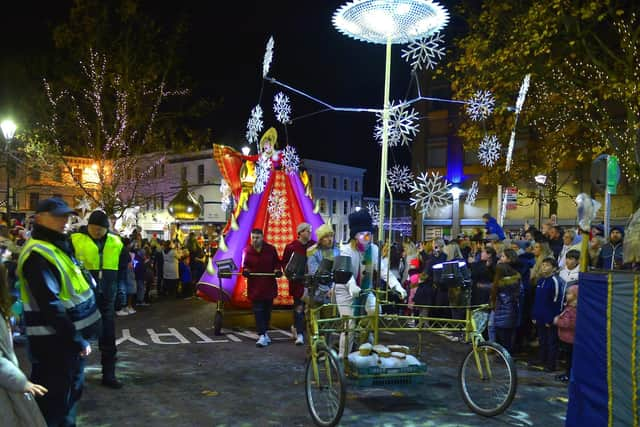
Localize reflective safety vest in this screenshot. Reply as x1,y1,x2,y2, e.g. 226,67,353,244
71,232,123,271
17,238,101,337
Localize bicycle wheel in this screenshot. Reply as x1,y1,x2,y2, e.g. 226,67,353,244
305,343,346,427
459,341,517,416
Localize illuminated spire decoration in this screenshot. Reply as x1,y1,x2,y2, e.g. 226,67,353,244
263,36,274,78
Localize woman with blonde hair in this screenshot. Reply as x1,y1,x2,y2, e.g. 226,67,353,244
0,263,47,426
530,241,553,286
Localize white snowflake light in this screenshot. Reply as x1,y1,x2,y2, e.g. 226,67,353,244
466,90,495,121
253,154,271,194
220,179,232,213
409,171,452,215
75,196,92,214
281,145,300,175
245,104,264,144
273,92,292,124
401,32,446,71
263,36,274,78
465,181,479,205
387,165,414,193
268,189,286,221
478,134,501,167
374,101,420,147
367,203,380,226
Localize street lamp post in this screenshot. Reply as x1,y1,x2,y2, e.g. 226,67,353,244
534,174,547,230
1,120,17,224
449,186,464,238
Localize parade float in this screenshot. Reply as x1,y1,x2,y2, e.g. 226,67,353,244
195,127,325,314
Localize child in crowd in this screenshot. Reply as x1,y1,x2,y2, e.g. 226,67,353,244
179,255,192,299
554,284,578,383
559,250,580,287
531,257,565,372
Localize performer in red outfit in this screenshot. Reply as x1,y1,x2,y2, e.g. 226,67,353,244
242,228,282,347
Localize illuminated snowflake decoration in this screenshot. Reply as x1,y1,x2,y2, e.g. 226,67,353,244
387,165,413,193
263,36,274,78
267,189,286,221
409,171,452,215
374,101,420,147
401,32,446,71
466,90,495,121
465,181,479,205
367,203,380,226
220,179,232,213
273,92,292,124
478,134,501,167
75,196,93,215
253,154,271,194
281,145,300,175
245,104,264,144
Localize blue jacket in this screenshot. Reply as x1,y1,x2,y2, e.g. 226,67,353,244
597,241,624,270
532,274,565,325
485,217,505,240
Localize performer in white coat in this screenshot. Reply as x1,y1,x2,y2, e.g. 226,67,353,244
334,210,406,357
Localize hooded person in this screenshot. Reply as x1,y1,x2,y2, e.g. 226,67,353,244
334,210,407,357
482,213,506,241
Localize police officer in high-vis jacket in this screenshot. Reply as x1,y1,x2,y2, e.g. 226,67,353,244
18,198,101,426
71,209,125,389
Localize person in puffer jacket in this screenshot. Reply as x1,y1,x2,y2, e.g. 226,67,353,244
491,263,521,353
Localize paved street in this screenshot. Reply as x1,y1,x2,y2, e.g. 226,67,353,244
18,298,568,426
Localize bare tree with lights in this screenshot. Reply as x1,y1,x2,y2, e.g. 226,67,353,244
42,49,181,215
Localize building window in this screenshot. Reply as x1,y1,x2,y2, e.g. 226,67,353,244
426,146,447,168
343,179,348,191
73,168,83,183
29,192,39,210
181,166,187,182
353,180,359,192
320,176,326,188
198,164,205,184
331,200,337,215
332,177,337,189
319,198,327,214
343,200,348,215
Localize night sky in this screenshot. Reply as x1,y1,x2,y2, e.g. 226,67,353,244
2,1,461,196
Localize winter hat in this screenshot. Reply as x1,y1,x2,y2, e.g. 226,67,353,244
610,226,625,237
409,258,421,270
296,222,311,235
348,209,373,239
315,223,334,240
88,210,110,229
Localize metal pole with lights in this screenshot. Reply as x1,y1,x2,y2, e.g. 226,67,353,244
332,0,449,243
1,120,16,224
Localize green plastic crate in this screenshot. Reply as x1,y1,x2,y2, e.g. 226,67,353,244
350,363,428,387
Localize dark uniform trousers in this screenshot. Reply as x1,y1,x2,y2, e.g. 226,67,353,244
32,352,86,427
